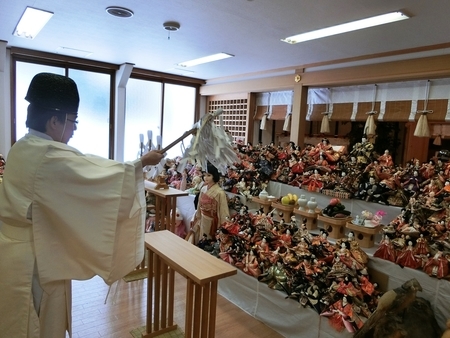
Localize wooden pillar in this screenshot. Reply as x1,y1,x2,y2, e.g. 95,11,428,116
403,121,429,165
290,80,308,148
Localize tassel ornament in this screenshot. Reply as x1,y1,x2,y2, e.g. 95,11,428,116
320,113,330,134
364,112,377,137
260,112,268,130
433,135,442,146
414,111,432,138
283,113,291,131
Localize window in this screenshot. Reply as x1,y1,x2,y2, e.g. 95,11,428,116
67,69,111,157
124,79,196,161
124,79,162,161
162,84,195,159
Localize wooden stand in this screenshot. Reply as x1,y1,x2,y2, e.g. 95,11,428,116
144,231,237,338
293,208,320,230
317,214,351,239
251,196,273,215
145,181,188,232
346,222,381,248
271,202,295,223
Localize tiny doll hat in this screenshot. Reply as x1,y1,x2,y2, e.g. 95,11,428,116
25,73,80,114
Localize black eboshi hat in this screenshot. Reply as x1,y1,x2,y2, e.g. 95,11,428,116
25,73,80,114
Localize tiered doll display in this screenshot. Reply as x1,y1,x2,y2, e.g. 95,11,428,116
166,138,450,281
160,137,449,335
207,212,378,334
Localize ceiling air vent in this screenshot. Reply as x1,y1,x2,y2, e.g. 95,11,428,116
105,6,134,18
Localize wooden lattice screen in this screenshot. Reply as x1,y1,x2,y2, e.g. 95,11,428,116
208,98,248,143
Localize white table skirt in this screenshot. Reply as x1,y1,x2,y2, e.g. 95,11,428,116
218,269,352,338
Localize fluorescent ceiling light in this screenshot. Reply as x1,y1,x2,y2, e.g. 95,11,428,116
56,47,93,58
168,67,196,73
13,7,54,39
282,11,409,44
177,53,234,68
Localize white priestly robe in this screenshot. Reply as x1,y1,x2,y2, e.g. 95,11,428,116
0,132,146,338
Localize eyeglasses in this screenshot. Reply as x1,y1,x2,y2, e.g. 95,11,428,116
67,119,78,124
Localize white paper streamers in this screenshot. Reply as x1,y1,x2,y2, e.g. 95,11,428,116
178,108,240,175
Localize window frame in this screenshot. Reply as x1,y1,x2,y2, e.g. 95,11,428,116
10,48,205,160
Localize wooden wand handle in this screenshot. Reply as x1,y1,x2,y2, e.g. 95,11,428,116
159,128,197,153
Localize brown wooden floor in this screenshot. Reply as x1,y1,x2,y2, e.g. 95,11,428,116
68,272,284,338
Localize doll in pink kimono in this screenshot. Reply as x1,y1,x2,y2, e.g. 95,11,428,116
172,208,186,238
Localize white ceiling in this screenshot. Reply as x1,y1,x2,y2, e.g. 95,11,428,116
1,0,450,83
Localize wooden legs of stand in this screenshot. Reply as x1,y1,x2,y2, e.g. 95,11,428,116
144,250,177,338
154,195,178,232
185,279,218,338
145,249,219,338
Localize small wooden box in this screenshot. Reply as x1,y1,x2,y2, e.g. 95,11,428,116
271,202,295,223
346,222,381,248
293,208,320,230
251,196,273,215
317,214,351,239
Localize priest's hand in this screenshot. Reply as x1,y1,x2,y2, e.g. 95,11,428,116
141,150,164,166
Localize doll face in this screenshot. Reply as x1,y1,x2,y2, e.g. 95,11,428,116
203,172,214,185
